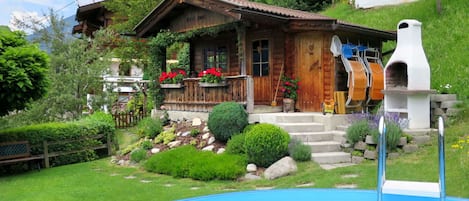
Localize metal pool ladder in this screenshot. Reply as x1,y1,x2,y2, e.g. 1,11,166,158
377,116,446,201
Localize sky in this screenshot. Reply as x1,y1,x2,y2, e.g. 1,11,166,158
0,0,102,32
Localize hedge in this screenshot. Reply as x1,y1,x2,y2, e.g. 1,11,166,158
0,112,115,168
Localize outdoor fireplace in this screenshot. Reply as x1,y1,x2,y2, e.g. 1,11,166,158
383,19,435,129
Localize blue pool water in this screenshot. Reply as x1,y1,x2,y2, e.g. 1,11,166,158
178,189,469,201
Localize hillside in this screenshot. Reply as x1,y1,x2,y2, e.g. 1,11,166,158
322,0,469,100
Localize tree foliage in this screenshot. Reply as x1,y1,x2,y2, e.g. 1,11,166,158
253,0,332,12
3,11,113,125
102,0,162,33
0,26,49,116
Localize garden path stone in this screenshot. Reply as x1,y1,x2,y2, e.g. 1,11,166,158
140,180,152,183
341,174,359,179
335,184,358,189
319,163,355,170
190,187,200,190
110,173,120,176
255,187,274,190
296,183,315,187
164,184,173,187
124,175,136,179
202,145,214,151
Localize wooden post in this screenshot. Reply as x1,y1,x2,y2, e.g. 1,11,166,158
43,141,49,168
246,76,254,113
106,132,112,156
236,24,247,75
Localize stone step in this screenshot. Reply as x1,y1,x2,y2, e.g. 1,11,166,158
336,125,349,131
274,113,315,123
289,131,334,142
305,141,342,153
311,152,351,164
278,122,324,133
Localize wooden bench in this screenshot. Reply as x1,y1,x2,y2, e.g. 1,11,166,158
0,141,44,170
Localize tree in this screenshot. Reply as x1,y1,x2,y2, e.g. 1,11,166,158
0,26,49,116
8,10,113,122
102,0,162,33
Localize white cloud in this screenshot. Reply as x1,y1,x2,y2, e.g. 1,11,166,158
9,11,45,33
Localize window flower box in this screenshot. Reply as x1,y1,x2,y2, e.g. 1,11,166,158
160,83,184,89
198,81,227,88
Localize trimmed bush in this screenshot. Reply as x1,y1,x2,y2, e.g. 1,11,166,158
346,119,370,145
144,145,246,181
288,139,311,162
141,140,153,150
136,117,163,139
244,123,290,167
225,133,246,155
208,102,248,142
130,148,148,163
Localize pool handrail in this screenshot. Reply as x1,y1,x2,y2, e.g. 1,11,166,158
377,116,446,201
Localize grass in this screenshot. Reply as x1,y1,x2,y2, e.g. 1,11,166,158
0,124,467,200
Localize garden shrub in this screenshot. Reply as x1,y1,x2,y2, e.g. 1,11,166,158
208,102,248,142
144,145,246,181
130,148,148,163
154,127,176,144
225,133,246,155
244,123,290,167
288,139,311,162
371,121,403,150
136,117,163,138
346,119,371,145
141,140,153,150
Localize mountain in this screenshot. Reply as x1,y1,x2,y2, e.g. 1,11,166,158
27,15,77,52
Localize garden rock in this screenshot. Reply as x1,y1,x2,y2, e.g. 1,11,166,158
216,148,225,154
354,141,367,150
192,118,202,126
202,145,214,151
365,135,376,144
398,137,407,146
246,164,257,172
243,173,261,181
203,126,210,132
413,135,431,145
403,144,419,153
352,156,364,164
168,140,182,148
151,148,160,154
208,137,215,145
181,131,190,137
364,150,376,159
202,133,210,140
264,156,297,180
388,152,400,160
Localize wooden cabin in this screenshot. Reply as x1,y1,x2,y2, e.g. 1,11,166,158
134,0,396,113
72,1,113,37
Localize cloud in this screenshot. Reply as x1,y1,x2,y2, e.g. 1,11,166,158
9,11,44,33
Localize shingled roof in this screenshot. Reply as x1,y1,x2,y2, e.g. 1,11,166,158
220,0,333,20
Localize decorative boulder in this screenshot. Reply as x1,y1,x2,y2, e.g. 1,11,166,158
264,157,297,180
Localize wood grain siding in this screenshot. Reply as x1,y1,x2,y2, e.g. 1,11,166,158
246,28,285,105
192,32,238,75
322,33,334,102
169,7,236,33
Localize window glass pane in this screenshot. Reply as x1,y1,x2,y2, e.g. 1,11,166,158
253,50,260,63
261,40,268,49
262,63,269,76
253,64,260,76
261,49,269,62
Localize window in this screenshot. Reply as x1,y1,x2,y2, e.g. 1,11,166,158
252,40,269,77
203,46,228,71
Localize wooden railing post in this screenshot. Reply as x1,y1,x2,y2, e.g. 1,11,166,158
43,141,49,168
246,76,254,113
106,132,112,156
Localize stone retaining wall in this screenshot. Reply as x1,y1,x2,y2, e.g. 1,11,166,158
431,94,461,125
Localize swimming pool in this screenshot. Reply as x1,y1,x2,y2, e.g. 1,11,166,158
177,189,469,201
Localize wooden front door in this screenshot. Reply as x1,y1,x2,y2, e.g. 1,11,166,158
251,39,272,105
296,32,323,111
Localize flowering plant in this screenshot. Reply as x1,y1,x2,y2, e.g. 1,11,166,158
281,75,300,101
198,67,223,83
159,70,186,84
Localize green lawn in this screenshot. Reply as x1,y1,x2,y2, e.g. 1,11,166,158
1,123,467,201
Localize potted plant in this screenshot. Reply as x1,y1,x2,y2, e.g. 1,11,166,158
198,67,226,87
159,69,186,88
281,74,299,112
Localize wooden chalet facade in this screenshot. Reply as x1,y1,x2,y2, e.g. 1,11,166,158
134,0,396,113
72,1,113,37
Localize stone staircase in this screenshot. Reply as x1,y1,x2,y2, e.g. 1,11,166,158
249,113,352,164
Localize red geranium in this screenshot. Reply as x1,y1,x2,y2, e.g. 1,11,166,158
199,67,223,83
159,70,186,84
